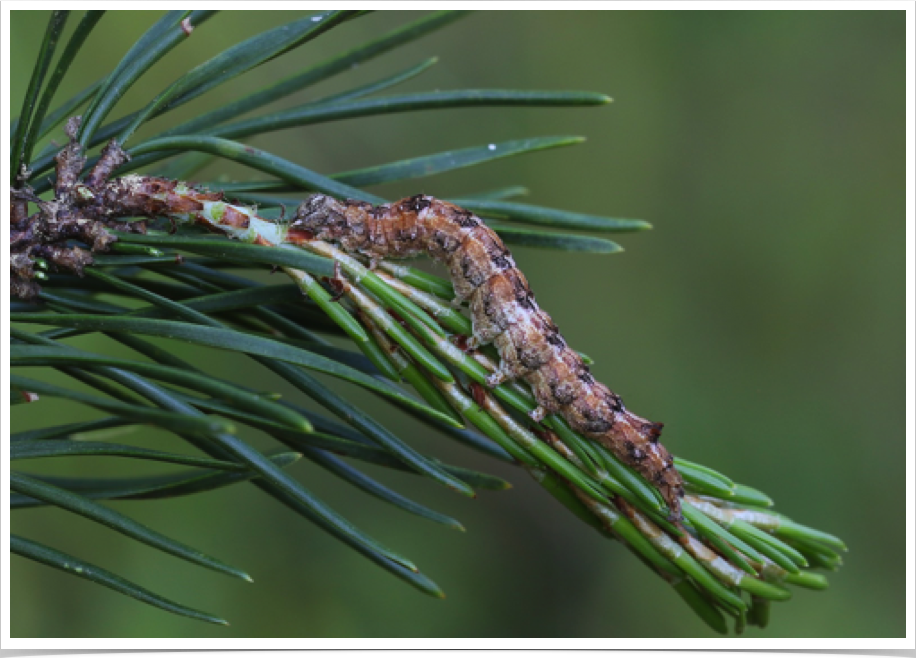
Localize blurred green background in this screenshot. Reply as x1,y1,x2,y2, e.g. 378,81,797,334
9,10,905,638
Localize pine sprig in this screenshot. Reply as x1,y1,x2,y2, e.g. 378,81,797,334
9,10,845,633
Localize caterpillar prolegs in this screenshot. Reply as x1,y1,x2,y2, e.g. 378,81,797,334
292,194,686,518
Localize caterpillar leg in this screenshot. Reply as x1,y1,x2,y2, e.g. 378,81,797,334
485,365,513,388
450,292,470,309
483,345,535,387
465,334,485,351
529,406,548,423
327,261,349,301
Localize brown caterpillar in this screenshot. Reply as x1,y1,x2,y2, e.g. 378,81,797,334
291,194,685,519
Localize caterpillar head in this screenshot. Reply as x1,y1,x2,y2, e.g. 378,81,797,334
291,194,352,242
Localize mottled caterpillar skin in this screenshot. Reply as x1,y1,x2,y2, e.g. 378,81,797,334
292,194,685,518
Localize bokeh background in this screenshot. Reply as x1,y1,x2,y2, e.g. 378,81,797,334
9,10,906,638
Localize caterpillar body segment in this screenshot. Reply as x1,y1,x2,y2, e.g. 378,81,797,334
292,194,685,518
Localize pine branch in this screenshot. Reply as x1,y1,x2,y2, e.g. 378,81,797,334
11,142,844,630
9,9,845,633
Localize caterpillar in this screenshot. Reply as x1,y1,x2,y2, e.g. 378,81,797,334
291,194,685,519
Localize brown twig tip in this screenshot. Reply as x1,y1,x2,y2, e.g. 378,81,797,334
9,120,153,301
64,115,81,139
16,164,32,185
85,140,130,189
